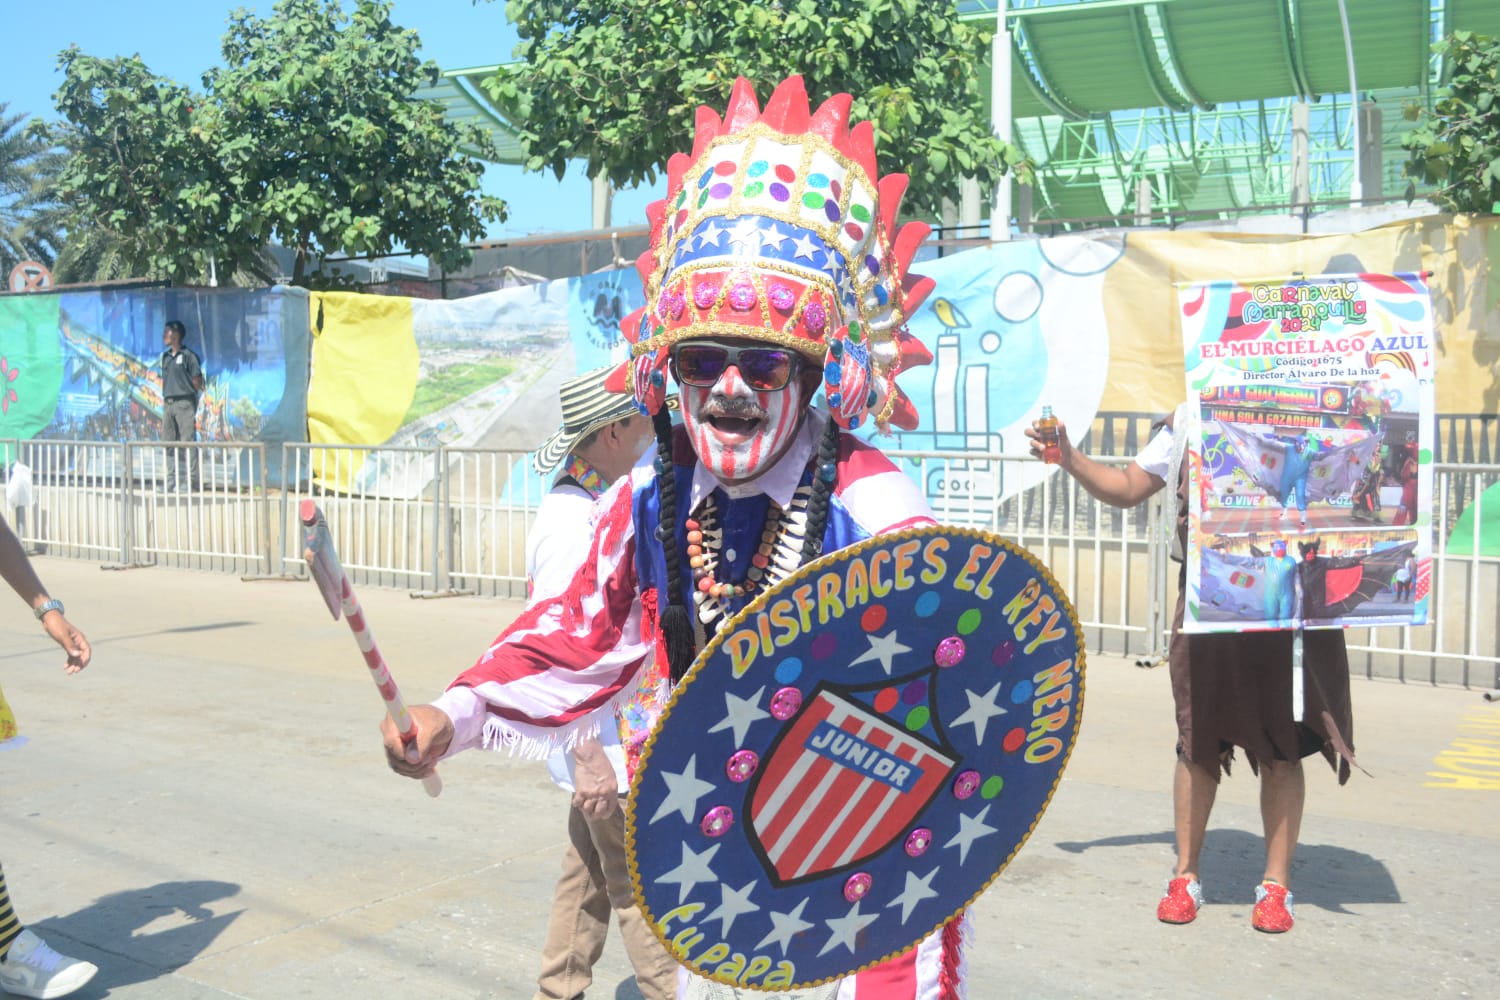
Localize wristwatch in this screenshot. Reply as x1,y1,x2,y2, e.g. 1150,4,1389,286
33,598,64,621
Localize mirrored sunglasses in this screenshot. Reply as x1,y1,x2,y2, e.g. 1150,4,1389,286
671,343,799,392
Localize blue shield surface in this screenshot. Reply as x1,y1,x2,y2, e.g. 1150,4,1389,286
628,526,1085,988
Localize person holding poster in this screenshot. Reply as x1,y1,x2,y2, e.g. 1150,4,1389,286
1027,411,1355,934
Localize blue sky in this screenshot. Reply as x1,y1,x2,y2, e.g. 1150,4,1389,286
2,0,661,240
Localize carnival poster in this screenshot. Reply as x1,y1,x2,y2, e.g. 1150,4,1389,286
1177,273,1435,633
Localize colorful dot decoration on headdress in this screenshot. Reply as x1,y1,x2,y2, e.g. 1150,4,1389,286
605,75,935,433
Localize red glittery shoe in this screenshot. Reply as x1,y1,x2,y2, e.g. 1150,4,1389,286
1156,876,1204,924
1252,880,1295,933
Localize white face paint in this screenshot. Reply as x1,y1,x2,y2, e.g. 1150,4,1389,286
679,342,808,485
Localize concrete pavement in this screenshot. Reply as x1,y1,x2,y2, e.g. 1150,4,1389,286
1,557,1497,999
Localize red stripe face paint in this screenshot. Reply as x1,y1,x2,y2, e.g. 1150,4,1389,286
679,342,809,485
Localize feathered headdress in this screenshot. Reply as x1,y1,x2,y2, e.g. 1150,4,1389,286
605,75,934,432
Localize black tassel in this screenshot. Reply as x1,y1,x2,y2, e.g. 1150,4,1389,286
651,405,697,684
660,601,697,684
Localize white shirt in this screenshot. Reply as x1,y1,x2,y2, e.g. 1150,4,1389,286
1135,423,1173,481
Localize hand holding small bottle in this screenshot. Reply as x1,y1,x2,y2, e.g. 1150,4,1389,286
1025,407,1075,470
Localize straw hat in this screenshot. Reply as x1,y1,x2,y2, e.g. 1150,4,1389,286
533,367,673,476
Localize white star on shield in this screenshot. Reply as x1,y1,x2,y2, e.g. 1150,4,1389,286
755,897,814,956
945,803,1000,865
658,842,721,904
817,901,880,957
950,680,1009,744
849,630,912,675
886,867,941,924
705,879,761,936
650,754,716,825
707,686,769,747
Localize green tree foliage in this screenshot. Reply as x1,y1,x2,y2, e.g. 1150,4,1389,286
1403,31,1500,215
0,103,65,276
488,0,1030,219
46,0,506,286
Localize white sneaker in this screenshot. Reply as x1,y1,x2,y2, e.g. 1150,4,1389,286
0,929,98,999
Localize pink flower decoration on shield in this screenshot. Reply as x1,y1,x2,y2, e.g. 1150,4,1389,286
0,356,18,415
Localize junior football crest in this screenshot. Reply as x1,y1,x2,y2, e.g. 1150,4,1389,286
747,679,957,886
628,526,1085,988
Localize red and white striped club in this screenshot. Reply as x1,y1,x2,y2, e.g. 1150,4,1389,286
301,499,442,797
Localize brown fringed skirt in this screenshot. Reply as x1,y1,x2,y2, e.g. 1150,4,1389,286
1169,587,1356,783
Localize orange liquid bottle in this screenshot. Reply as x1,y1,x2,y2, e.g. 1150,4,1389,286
1037,406,1061,464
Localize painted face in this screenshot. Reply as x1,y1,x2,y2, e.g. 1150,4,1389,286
1271,541,1287,557
677,340,808,484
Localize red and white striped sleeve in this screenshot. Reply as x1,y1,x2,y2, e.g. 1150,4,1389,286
835,434,938,535
431,474,653,759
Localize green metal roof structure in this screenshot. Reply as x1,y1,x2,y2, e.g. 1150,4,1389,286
962,0,1500,227
977,0,1439,115
411,65,526,162
420,1,1500,229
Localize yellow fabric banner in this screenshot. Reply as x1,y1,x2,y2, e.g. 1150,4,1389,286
306,291,418,491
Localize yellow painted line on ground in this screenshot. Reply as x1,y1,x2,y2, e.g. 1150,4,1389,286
1426,707,1500,790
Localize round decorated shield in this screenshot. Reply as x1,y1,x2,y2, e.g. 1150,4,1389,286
627,526,1085,988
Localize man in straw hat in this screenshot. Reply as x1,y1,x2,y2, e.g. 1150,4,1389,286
527,368,675,1000
384,76,967,994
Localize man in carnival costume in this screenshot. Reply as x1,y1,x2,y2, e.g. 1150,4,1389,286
384,76,972,994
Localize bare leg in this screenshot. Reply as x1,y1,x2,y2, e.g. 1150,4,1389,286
1260,759,1305,886
1172,757,1219,880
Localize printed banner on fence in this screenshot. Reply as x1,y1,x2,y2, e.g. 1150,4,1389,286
881,236,1121,521
1177,272,1436,632
306,270,642,497
0,287,309,478
301,238,1126,506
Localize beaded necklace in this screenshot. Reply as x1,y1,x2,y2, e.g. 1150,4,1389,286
686,482,812,641
559,453,607,499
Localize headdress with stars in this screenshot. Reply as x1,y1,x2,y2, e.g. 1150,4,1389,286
605,74,935,432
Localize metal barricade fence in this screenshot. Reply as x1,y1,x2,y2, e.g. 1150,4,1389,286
280,442,441,591
439,447,542,598
1344,462,1500,689
3,438,1496,688
1,438,128,562
125,440,270,574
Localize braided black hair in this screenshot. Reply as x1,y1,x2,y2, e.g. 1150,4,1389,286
799,416,842,566
652,406,697,683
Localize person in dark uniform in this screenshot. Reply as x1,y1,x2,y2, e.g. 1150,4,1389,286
159,320,204,492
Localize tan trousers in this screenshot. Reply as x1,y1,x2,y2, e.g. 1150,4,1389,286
533,801,678,1000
